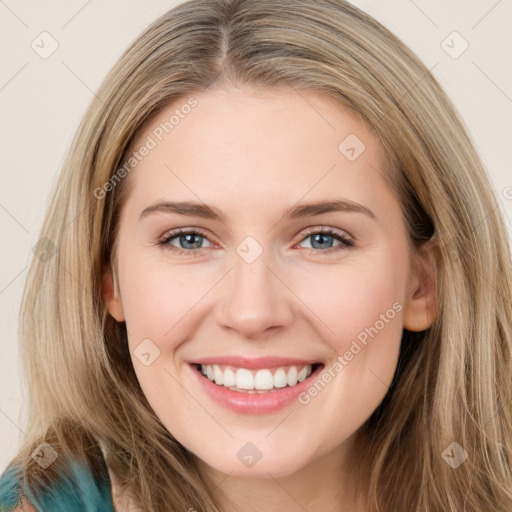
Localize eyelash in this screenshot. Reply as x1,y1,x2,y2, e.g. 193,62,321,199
156,227,354,257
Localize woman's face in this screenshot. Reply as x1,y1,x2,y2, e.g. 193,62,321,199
104,85,435,480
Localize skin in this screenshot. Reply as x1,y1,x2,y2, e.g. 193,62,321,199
103,84,437,512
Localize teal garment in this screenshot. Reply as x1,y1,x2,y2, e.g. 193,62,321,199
0,455,115,511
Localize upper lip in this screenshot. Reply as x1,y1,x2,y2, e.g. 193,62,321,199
188,355,323,369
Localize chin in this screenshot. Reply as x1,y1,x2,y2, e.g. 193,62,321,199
194,444,311,480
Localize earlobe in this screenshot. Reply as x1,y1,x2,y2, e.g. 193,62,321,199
102,265,125,322
402,240,438,332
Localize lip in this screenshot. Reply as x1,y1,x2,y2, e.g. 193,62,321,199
187,355,322,369
189,361,324,415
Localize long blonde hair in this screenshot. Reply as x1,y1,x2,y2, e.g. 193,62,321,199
8,0,512,510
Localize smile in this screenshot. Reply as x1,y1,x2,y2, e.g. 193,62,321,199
196,363,319,393
189,360,325,415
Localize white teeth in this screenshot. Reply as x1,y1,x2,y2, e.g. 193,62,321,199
273,368,288,388
223,368,236,387
297,366,308,382
236,368,254,390
198,363,314,391
287,366,298,386
213,365,224,385
254,369,274,390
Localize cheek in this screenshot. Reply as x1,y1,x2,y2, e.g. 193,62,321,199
291,256,406,406
119,254,206,341
294,255,406,346
118,257,200,419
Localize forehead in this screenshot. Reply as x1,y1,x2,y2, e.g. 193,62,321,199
121,85,394,218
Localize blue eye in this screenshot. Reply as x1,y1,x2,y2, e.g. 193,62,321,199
157,227,354,256
298,227,354,254
157,229,212,256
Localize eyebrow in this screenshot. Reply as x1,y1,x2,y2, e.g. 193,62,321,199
139,199,376,222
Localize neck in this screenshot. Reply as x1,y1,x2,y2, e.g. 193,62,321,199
196,442,367,512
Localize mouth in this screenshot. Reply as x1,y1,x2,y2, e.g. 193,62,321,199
188,355,327,414
191,362,325,393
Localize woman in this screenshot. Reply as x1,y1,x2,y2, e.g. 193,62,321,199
1,0,511,510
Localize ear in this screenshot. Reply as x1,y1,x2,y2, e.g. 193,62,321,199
402,239,437,332
102,264,125,322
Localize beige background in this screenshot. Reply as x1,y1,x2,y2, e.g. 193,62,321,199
1,0,511,473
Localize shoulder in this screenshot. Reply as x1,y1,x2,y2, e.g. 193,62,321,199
11,494,38,511
0,461,26,510
0,455,115,512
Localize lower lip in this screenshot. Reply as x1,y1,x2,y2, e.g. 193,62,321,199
190,364,324,415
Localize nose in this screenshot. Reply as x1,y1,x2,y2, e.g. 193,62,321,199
215,249,295,339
